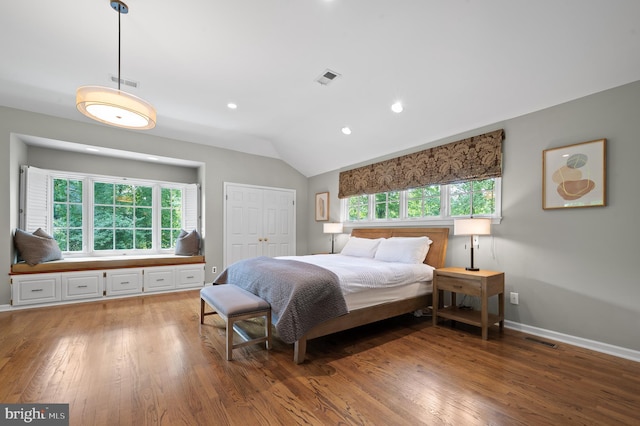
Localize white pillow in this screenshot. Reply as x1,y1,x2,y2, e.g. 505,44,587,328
340,237,383,258
374,236,432,264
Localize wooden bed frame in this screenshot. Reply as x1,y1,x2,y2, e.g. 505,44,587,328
292,227,449,363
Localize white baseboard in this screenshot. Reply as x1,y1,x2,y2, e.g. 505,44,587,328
505,320,640,363
0,304,11,312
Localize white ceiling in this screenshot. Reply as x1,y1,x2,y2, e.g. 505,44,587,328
2,1,640,177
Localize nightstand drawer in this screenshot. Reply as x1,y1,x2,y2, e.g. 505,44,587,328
436,276,481,296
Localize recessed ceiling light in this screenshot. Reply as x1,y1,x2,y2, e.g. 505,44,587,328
391,102,403,113
227,103,238,109
341,127,352,135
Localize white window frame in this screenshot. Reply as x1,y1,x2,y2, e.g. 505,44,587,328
340,178,502,226
19,165,199,257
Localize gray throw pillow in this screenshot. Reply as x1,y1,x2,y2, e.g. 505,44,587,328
175,229,200,256
14,228,64,266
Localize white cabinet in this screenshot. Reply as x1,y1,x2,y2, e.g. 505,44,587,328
11,273,61,306
62,271,103,301
175,264,205,289
105,269,143,296
11,262,204,308
144,266,176,292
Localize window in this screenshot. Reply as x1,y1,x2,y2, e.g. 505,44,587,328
161,188,183,249
407,185,441,218
347,195,369,221
20,166,199,256
374,191,400,220
92,182,154,251
449,179,496,216
342,178,500,224
52,178,84,251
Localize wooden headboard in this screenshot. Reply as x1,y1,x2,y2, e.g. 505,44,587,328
350,227,449,269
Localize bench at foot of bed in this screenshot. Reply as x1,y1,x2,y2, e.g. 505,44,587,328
200,285,272,361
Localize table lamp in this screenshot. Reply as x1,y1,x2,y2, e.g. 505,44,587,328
323,223,343,254
454,218,491,271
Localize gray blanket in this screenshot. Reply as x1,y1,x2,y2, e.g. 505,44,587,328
213,256,348,344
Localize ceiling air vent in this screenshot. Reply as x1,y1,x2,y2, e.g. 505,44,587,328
315,69,341,86
110,75,139,88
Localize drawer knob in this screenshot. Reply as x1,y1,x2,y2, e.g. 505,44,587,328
121,281,130,285
31,288,44,292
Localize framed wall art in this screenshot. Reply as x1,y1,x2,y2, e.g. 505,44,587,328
542,138,606,210
315,192,329,221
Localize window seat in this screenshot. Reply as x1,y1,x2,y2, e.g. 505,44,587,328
11,255,206,275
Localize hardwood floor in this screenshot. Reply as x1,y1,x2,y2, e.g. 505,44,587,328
0,290,638,425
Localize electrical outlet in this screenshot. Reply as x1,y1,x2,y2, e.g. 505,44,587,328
510,292,519,305
211,266,217,274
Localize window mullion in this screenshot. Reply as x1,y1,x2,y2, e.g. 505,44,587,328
153,185,160,251
400,190,408,219
368,195,375,221
441,184,451,219
86,178,93,254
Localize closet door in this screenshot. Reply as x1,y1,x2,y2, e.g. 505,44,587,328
224,183,295,267
262,189,295,258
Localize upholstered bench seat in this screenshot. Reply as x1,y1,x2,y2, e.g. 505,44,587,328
200,285,271,360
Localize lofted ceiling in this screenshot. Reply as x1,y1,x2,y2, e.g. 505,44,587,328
2,0,640,177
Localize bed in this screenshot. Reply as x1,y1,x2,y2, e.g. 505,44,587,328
215,227,448,363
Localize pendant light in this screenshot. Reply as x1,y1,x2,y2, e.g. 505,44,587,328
76,1,156,130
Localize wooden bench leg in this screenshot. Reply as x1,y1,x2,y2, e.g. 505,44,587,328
226,317,234,361
200,298,205,324
265,310,272,350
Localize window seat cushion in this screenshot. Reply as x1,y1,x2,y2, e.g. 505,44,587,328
11,254,205,275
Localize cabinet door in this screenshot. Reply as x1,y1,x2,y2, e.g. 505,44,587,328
144,267,175,292
105,269,143,296
12,274,61,306
175,264,205,289
62,271,103,300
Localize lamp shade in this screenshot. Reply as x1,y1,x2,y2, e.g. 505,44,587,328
76,86,157,130
323,223,343,234
454,218,491,236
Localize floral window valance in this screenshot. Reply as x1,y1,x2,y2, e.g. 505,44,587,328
338,129,504,198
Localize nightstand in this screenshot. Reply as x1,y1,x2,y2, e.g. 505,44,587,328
432,267,505,340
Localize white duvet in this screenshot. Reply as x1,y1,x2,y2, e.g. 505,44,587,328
277,254,434,295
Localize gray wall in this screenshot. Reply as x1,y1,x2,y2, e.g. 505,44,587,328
26,147,199,184
309,80,640,352
1,106,310,306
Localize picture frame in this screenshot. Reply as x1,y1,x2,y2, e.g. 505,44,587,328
315,192,329,221
543,138,606,210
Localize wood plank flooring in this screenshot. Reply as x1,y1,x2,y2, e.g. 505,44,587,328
0,290,638,425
